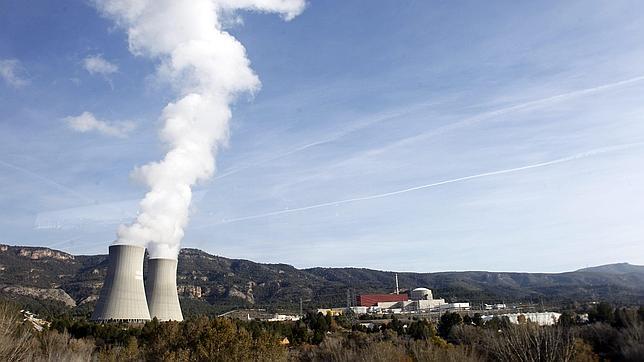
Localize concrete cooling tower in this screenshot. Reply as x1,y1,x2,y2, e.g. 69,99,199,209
92,245,151,322
146,258,183,321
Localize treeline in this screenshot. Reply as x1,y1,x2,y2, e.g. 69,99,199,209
1,298,643,361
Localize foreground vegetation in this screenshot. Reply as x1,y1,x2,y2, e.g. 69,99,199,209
1,299,642,361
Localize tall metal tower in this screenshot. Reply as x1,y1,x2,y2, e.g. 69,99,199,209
395,273,400,294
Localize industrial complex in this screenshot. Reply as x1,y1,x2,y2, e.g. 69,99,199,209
354,287,450,313
92,249,529,325
356,287,469,314
318,274,472,317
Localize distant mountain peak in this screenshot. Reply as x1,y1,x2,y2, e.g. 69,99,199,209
576,263,644,274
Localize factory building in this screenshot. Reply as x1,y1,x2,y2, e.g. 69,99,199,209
357,293,408,307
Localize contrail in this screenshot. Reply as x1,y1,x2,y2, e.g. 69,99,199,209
360,74,644,158
216,75,644,179
0,159,94,203
199,142,644,226
213,103,436,180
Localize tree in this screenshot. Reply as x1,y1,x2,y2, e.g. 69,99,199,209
463,315,472,325
485,316,511,331
438,312,462,338
0,301,34,361
472,313,483,327
558,311,575,327
483,324,575,362
589,302,614,324
387,316,405,335
407,319,436,340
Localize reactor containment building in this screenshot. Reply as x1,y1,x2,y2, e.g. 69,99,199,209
91,244,183,322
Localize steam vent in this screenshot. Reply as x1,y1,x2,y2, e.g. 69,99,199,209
146,258,184,321
92,245,151,322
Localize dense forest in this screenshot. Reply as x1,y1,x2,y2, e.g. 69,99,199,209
1,298,642,361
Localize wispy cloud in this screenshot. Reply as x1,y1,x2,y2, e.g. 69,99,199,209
83,55,118,76
64,111,135,138
0,59,28,88
348,74,644,161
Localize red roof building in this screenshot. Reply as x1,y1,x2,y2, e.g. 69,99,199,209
357,294,408,307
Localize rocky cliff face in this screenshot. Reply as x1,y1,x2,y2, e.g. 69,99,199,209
178,285,203,298
17,248,74,261
0,285,76,307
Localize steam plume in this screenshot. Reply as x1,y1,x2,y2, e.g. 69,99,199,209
94,0,305,258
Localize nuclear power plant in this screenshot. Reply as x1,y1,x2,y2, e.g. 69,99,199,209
91,244,183,322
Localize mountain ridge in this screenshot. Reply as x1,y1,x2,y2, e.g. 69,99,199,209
575,262,644,274
0,244,642,316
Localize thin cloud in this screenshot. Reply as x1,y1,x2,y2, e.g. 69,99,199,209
83,55,118,76
350,75,644,161
0,59,29,88
64,111,135,138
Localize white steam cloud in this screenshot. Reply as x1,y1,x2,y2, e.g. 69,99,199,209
94,0,305,259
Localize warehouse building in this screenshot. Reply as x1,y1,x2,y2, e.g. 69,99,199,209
357,293,408,307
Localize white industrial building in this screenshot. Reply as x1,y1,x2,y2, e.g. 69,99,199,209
409,287,447,311
266,314,301,322
439,302,470,311
481,312,561,326
484,303,507,310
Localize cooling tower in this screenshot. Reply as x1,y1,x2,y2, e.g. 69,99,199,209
146,258,183,321
92,244,151,322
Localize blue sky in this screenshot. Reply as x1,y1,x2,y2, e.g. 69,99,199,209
1,0,644,272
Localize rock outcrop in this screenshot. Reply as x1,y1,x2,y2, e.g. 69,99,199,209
0,285,76,307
